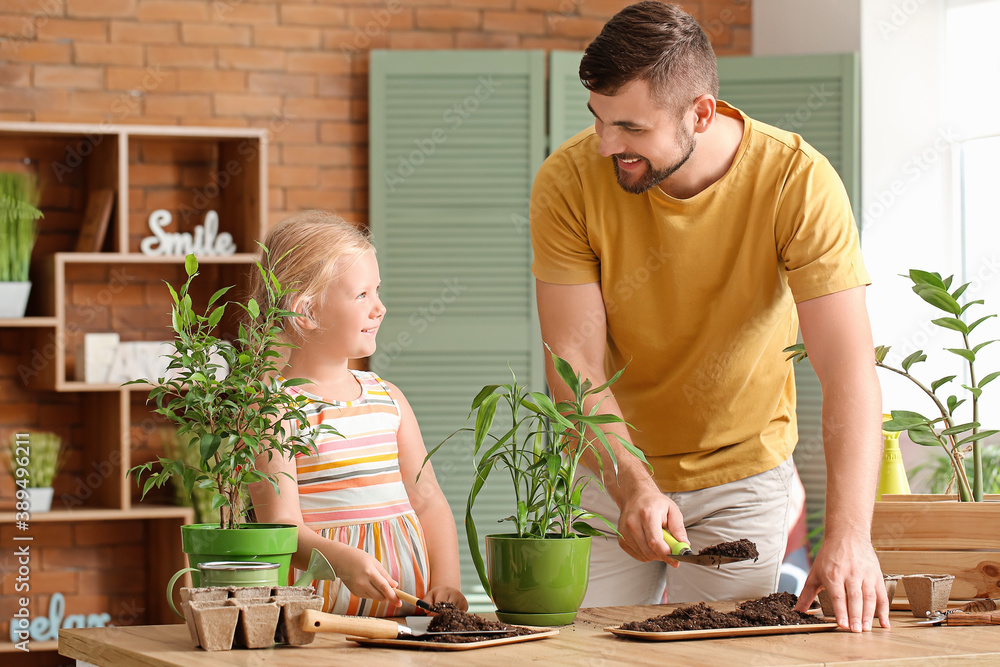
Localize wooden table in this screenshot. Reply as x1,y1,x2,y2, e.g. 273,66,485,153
59,603,1000,666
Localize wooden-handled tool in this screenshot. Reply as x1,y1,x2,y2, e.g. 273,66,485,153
661,530,751,566
394,588,436,613
300,610,510,638
945,611,1000,626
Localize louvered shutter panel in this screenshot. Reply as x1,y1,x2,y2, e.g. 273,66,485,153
544,51,861,541
718,53,861,538
369,50,546,609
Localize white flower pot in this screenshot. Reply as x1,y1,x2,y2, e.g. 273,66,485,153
0,281,31,318
27,487,54,513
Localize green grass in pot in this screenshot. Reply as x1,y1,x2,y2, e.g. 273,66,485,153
4,431,65,489
0,172,43,283
422,347,649,593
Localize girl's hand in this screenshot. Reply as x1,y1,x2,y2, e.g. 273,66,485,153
425,585,468,611
337,548,402,607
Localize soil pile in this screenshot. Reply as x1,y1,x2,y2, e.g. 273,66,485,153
621,593,825,632
411,603,536,644
698,538,760,561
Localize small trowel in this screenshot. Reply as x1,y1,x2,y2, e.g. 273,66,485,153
300,610,512,639
661,529,752,567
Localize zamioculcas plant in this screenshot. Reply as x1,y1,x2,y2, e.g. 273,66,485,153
128,249,338,529
787,269,999,502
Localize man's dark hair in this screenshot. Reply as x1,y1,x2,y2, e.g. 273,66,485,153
580,1,719,115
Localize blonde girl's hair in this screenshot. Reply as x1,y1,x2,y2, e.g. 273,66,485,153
248,210,374,337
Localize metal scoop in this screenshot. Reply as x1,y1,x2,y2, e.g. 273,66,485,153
662,529,753,566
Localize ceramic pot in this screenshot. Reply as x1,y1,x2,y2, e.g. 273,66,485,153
26,487,53,513
180,523,298,587
0,281,31,318
485,534,590,626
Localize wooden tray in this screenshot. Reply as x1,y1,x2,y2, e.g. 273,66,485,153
348,627,559,650
605,622,840,641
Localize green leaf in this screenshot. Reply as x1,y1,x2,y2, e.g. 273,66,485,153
901,350,927,372
908,424,943,446
956,429,1000,445
549,349,580,397
469,384,500,413
946,348,976,363
472,393,501,455
914,285,961,315
931,376,956,393
874,345,890,363
783,343,808,363
951,281,970,300
185,254,198,277
208,285,232,308
200,433,221,461
967,315,996,333
940,421,979,436
947,395,966,414
207,306,225,328
247,298,260,320
979,371,1000,389
961,299,985,314
931,317,969,334
211,493,228,510
909,269,947,289
972,340,997,355
571,522,604,537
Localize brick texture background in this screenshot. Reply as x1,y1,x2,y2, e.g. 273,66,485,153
0,0,751,657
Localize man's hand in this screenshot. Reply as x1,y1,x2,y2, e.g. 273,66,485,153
794,533,890,632
616,485,687,566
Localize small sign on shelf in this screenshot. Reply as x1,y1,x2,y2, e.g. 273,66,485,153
140,209,236,257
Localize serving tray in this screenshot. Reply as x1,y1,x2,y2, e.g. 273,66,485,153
348,627,559,650
605,622,840,641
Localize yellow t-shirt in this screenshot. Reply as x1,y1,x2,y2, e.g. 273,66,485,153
530,102,869,492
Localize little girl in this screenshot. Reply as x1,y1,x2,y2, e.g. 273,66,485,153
248,210,467,617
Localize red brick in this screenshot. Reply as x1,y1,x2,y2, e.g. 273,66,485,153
320,166,365,190
282,144,350,166
107,66,179,93
0,64,31,87
67,0,137,18
213,3,277,24
74,42,143,66
702,0,752,26
256,119,318,143
217,47,287,71
320,121,367,144
416,8,482,30
1,41,72,64
347,6,413,30
213,93,282,117
182,22,251,46
287,52,351,75
285,188,352,212
253,25,322,49
515,0,564,10
731,25,751,52
317,75,356,98
388,31,456,49
451,0,513,8
547,15,606,39
483,10,546,34
110,20,181,44
34,65,105,90
269,165,319,187
521,36,588,50
0,521,74,548
176,69,246,93
79,568,146,594
248,72,316,96
147,45,216,68
36,19,109,43
284,97,351,120
280,4,348,26
71,283,145,306
42,545,116,569
324,27,388,52
268,186,284,209
136,0,210,22
0,89,69,113
456,31,520,49
576,0,633,18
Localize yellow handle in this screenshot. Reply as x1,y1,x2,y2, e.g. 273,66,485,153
300,609,401,639
662,529,692,556
394,589,421,607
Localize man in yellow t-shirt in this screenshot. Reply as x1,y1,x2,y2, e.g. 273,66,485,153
530,2,888,634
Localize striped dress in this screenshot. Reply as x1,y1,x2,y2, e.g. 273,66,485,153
283,370,429,617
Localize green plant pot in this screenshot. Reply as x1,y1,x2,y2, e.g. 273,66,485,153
180,523,298,587
485,534,591,626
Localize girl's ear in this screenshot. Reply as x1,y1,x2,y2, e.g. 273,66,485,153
289,295,318,331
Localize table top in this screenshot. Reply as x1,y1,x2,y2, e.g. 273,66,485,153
58,602,1000,666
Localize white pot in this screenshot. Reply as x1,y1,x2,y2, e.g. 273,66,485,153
26,487,54,513
0,281,31,318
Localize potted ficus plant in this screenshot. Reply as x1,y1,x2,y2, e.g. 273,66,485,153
423,349,648,625
128,250,336,587
786,269,1000,601
0,171,43,319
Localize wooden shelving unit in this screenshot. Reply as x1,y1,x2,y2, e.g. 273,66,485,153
0,122,267,657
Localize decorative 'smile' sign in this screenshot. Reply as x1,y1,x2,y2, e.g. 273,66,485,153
140,209,237,257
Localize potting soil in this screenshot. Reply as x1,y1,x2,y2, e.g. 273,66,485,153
698,538,760,561
620,592,826,632
408,602,536,643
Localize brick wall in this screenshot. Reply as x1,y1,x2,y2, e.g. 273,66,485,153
0,0,752,228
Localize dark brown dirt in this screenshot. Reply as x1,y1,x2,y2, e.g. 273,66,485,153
620,593,825,632
698,538,760,561
407,603,536,644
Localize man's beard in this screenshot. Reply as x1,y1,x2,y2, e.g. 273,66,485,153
612,128,696,195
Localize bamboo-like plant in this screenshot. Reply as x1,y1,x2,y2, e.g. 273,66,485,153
422,348,649,593
0,172,43,283
786,269,999,502
4,431,65,488
127,249,338,530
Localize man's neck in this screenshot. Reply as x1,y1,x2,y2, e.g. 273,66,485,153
658,111,745,200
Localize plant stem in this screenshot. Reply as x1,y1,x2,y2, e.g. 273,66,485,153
962,332,984,501
876,361,973,500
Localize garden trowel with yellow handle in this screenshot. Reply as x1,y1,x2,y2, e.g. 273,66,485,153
661,529,751,567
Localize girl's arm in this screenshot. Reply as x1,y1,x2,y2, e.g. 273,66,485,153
248,440,402,607
389,381,468,611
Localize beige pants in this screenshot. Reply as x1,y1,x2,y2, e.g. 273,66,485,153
579,457,796,607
